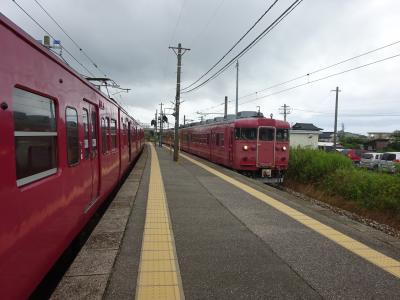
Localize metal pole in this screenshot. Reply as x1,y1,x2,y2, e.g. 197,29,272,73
224,96,228,119
154,109,158,147
159,102,163,147
333,87,340,151
235,60,239,117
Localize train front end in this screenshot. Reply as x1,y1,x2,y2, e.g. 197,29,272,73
234,117,290,183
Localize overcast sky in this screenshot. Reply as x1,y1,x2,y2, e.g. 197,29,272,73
3,0,400,134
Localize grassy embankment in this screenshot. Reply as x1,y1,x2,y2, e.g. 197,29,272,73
285,148,400,230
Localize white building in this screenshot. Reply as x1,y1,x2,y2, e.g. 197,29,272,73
290,123,322,149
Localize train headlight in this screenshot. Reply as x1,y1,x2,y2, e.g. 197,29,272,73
243,145,249,151
282,146,287,151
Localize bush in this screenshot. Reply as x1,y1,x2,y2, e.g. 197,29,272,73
286,148,352,184
286,148,400,212
323,169,400,211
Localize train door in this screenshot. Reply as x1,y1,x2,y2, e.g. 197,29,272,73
257,126,275,168
82,101,100,211
128,122,132,161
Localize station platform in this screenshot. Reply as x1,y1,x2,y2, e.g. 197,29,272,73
52,144,400,299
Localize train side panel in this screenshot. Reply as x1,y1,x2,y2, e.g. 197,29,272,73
0,15,143,299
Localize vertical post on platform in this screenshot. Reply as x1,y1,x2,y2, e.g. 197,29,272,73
169,43,190,161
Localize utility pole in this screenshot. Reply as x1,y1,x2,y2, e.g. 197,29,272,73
331,87,341,151
183,115,186,126
169,43,190,161
235,60,239,117
159,102,163,147
154,109,158,147
224,96,228,119
279,104,291,122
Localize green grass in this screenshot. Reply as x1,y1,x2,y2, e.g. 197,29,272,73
286,148,400,212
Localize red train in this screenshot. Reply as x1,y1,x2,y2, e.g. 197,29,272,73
163,111,290,182
0,14,144,299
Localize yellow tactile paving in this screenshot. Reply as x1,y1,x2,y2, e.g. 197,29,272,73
135,144,184,300
178,150,400,280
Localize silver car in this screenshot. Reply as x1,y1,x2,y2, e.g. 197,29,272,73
378,152,400,173
360,152,382,170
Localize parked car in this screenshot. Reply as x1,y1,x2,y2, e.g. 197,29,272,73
378,152,400,173
340,149,365,164
360,152,382,170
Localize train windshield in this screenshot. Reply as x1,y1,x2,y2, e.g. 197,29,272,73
276,129,289,141
235,128,257,140
258,128,274,141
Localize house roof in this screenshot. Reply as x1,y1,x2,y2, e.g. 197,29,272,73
319,131,334,138
291,123,322,131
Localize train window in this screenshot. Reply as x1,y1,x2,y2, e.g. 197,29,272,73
259,128,274,141
276,129,289,141
66,107,79,165
235,128,257,140
91,111,97,156
82,108,89,159
13,88,57,186
101,117,108,154
110,119,117,149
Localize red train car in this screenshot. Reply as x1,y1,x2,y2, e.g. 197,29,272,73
0,14,144,299
164,112,290,182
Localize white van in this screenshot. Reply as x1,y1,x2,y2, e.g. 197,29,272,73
379,152,400,173
360,152,382,170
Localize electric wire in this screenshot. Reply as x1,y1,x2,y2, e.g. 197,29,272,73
293,108,400,117
192,51,400,114
239,39,400,100
182,0,280,91
12,0,95,77
182,0,303,94
33,0,107,77
188,0,226,47
169,0,187,45
240,52,400,105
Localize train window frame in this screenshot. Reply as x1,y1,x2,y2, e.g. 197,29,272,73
66,106,79,166
13,87,58,187
110,118,117,149
276,129,289,141
235,128,257,140
101,117,108,154
82,108,90,160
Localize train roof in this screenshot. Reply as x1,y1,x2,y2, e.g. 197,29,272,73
0,13,139,126
180,111,289,129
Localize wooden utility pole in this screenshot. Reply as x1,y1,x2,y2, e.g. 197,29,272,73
332,87,341,151
169,43,190,161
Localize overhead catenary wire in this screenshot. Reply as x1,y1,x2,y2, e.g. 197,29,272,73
193,51,400,114
12,0,95,77
240,52,400,105
33,0,108,77
293,108,400,117
239,39,400,100
182,0,279,91
182,0,303,94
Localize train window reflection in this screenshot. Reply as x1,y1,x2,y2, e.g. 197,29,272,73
259,128,274,141
276,129,289,141
235,128,257,140
66,107,79,165
13,88,58,186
